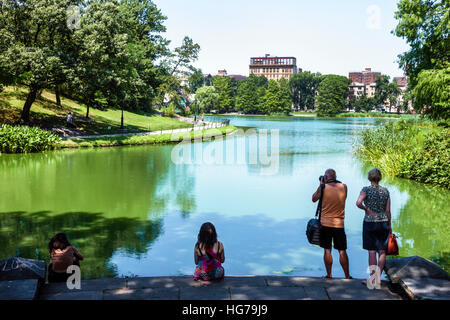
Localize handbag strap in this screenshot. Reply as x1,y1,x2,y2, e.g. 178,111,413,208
315,183,325,219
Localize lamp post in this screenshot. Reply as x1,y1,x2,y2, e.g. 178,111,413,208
120,105,124,129
194,99,198,124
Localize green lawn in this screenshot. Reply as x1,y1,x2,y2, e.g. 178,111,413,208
61,125,237,149
0,86,192,135
292,111,317,117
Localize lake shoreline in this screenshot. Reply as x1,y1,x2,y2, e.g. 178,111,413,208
57,125,238,150
206,112,412,120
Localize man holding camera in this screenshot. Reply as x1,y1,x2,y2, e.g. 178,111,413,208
312,168,352,279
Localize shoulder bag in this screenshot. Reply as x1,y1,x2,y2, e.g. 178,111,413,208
306,183,325,245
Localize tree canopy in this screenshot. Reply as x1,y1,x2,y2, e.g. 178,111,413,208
393,0,449,87
212,75,234,113
289,71,323,110
393,0,449,120
194,86,219,114
315,75,351,116
413,67,450,120
0,0,200,122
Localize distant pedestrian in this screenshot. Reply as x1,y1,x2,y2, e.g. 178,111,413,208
66,112,76,128
193,222,225,282
201,114,204,122
312,169,352,279
48,233,83,283
356,168,391,289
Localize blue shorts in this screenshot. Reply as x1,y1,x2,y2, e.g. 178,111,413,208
363,221,390,251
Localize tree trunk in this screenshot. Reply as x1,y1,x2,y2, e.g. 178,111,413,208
85,103,90,118
55,85,61,106
85,93,94,118
21,85,39,123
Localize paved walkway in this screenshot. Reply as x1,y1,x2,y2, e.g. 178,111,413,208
38,276,403,300
65,121,228,139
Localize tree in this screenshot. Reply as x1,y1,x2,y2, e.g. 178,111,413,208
194,86,219,114
169,36,200,77
375,76,403,112
263,80,282,114
235,75,268,114
393,0,449,120
387,82,402,112
0,0,81,123
255,86,267,114
235,75,261,114
413,67,450,120
204,74,213,86
0,0,172,122
278,78,293,114
71,0,130,119
212,75,233,113
393,0,449,87
352,94,376,112
400,89,413,113
235,79,256,114
289,71,323,110
315,75,351,116
374,75,390,107
188,68,204,94
114,0,169,113
156,36,200,110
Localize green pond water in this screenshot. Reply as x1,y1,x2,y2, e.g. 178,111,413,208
0,116,448,279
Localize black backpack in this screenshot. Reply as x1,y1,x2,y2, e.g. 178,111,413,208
306,183,325,245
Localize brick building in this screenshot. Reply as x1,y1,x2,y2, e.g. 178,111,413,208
349,68,381,85
249,54,298,81
394,76,408,88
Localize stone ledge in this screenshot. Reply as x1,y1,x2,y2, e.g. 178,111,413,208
385,256,449,283
35,276,404,300
400,278,450,300
0,279,39,300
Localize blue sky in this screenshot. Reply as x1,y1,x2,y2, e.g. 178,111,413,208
153,0,410,79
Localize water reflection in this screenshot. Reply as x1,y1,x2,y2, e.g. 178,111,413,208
0,210,162,278
0,145,198,278
112,211,368,278
0,115,448,278
388,179,449,272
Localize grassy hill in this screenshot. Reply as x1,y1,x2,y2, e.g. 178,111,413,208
0,86,192,135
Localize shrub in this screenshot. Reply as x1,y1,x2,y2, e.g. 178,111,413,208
163,103,177,117
356,119,449,188
399,128,450,188
0,124,61,153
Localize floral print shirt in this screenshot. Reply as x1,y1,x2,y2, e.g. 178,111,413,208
361,185,390,222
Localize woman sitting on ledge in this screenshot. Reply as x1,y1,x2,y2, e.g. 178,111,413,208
48,232,84,283
194,222,225,282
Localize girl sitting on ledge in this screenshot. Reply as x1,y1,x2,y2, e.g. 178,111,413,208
193,222,225,282
48,232,84,283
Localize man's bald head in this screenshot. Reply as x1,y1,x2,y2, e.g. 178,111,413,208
324,169,336,180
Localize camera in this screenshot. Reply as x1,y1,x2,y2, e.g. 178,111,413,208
319,175,324,182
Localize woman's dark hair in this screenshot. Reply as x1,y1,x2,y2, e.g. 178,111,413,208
196,222,218,250
48,233,71,253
